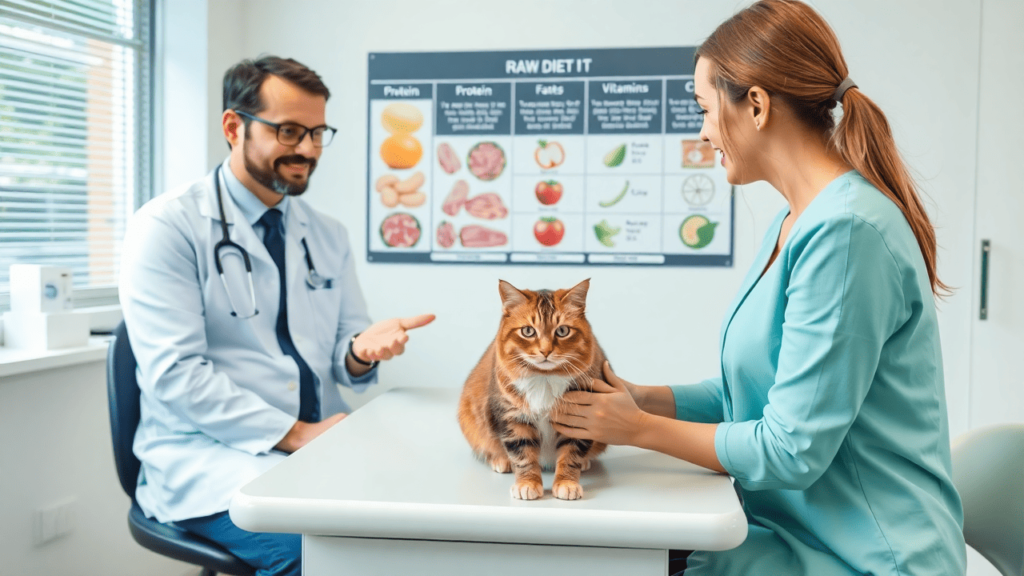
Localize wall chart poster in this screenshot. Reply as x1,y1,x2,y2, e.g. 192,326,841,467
366,47,733,266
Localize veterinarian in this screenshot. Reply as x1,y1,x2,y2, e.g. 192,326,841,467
552,2,966,575
119,55,434,576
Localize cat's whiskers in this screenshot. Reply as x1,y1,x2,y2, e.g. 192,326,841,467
518,351,565,372
510,353,535,378
513,351,563,378
560,357,589,385
550,359,589,415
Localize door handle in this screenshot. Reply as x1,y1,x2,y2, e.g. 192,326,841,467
980,239,990,320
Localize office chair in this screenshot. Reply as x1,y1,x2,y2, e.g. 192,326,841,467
106,321,255,576
950,423,1024,576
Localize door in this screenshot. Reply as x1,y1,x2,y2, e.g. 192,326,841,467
970,0,1024,429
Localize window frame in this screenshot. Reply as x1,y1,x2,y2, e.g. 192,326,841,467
0,0,156,312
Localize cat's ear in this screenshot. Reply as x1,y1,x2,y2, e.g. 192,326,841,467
498,280,528,312
560,278,590,312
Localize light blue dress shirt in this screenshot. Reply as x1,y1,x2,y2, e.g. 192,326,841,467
673,172,966,575
222,160,293,243
120,161,377,523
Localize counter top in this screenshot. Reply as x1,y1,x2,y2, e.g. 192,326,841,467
230,386,747,550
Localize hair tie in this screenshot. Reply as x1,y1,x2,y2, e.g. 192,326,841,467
833,77,857,101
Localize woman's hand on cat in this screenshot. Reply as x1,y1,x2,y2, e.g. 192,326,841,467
352,313,436,362
551,361,648,446
600,364,678,419
603,363,642,405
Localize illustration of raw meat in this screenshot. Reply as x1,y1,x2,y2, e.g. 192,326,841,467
436,221,456,248
460,225,508,248
379,213,421,248
467,142,506,181
464,192,508,220
442,180,469,216
437,143,461,174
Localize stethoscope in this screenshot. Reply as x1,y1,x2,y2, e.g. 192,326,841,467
213,165,331,319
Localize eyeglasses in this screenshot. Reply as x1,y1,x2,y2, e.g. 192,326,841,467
234,110,337,147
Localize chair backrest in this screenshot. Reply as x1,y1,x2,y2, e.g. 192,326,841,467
106,320,142,499
951,424,1024,576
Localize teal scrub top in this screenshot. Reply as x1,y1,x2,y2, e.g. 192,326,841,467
673,172,966,575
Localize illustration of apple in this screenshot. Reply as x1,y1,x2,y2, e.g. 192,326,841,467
535,180,563,205
534,140,565,169
533,217,565,247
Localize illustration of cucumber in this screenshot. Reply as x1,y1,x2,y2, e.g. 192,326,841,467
603,144,626,168
680,215,718,249
594,219,621,247
599,181,630,208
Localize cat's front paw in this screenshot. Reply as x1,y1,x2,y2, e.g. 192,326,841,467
489,456,512,473
510,480,543,500
580,458,593,472
552,480,584,500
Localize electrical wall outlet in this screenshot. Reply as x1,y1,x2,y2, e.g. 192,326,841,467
33,498,76,546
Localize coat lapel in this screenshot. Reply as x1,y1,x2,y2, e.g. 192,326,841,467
284,199,311,298
719,208,788,352
717,208,788,412
200,167,277,270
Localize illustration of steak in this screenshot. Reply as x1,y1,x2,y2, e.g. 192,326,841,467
437,143,460,174
460,225,508,248
467,142,505,181
436,221,455,248
442,179,469,216
464,192,508,220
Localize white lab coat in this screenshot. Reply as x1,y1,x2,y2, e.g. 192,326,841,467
119,164,375,523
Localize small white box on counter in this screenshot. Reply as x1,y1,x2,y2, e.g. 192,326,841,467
1,311,89,351
9,265,74,313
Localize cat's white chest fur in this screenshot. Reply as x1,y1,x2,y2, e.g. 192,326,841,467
513,374,573,470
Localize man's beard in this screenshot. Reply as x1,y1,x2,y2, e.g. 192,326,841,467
242,140,317,196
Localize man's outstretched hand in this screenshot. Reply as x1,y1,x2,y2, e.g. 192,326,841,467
351,313,435,362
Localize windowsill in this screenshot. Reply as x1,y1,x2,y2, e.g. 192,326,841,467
0,336,111,379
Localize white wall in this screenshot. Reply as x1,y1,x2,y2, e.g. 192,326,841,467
205,0,979,439
0,362,194,576
157,0,209,193
206,0,246,169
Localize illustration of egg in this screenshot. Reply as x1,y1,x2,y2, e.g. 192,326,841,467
381,102,423,134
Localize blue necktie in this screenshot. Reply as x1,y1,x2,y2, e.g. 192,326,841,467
258,208,318,423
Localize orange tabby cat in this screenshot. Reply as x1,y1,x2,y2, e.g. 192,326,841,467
458,279,608,500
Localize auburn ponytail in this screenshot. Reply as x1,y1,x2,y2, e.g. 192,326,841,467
832,88,948,295
697,0,948,296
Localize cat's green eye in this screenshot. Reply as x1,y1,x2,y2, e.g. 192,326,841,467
555,325,570,338
521,326,536,338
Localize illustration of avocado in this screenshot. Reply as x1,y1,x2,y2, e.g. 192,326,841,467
603,144,626,168
594,219,621,247
680,215,718,249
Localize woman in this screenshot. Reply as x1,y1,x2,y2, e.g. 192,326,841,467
552,1,967,574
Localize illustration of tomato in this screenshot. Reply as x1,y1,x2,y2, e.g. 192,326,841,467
535,180,563,205
533,217,565,247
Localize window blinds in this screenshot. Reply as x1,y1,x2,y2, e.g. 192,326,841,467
0,0,151,301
